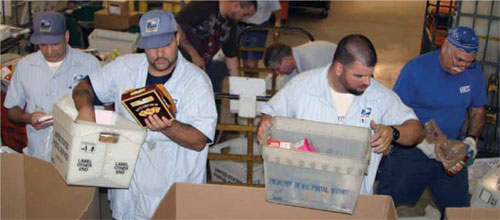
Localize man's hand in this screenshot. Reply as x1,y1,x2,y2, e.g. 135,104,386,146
257,115,273,144
76,106,96,122
145,114,174,132
30,112,52,130
463,136,477,166
370,120,393,154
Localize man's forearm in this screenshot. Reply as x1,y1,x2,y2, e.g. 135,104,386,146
467,107,486,138
394,119,425,146
6,107,31,125
161,120,207,151
72,79,95,111
225,57,240,76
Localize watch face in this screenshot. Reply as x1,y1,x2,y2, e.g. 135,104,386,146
392,126,400,141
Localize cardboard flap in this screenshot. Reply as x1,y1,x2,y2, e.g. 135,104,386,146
1,154,27,219
1,154,99,219
446,207,500,220
23,155,97,219
152,183,398,219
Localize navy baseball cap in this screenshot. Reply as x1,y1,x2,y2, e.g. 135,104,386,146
30,12,66,45
137,10,177,49
447,27,479,53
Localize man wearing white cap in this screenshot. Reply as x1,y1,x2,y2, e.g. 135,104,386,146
3,11,100,162
377,27,487,217
72,10,217,219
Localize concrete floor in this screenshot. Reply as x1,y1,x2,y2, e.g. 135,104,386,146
101,1,437,219
283,1,426,88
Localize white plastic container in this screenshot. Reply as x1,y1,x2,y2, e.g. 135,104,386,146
209,137,264,184
88,29,138,54
51,95,146,188
262,117,371,214
470,163,500,209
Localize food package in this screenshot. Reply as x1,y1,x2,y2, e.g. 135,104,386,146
267,138,317,152
121,84,176,127
424,120,467,172
292,138,317,152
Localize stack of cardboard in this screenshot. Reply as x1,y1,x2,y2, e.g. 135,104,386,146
94,1,140,31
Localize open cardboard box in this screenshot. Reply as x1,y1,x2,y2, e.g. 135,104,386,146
94,9,140,31
446,207,500,220
0,154,99,219
152,183,398,219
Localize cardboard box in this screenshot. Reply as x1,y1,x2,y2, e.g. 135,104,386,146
446,207,500,220
94,9,140,31
152,183,397,219
52,95,146,188
0,154,99,219
107,0,129,16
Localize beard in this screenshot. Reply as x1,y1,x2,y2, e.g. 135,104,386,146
149,54,177,72
346,88,364,96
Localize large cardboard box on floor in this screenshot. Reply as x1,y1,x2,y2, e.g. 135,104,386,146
151,183,398,219
446,207,500,220
0,154,99,219
94,9,140,31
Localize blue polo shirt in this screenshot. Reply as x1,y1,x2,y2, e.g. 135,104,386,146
393,50,487,139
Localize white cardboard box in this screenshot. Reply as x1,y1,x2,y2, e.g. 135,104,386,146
51,95,146,188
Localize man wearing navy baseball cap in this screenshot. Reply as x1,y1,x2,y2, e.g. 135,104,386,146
3,11,99,162
72,10,216,220
377,26,487,218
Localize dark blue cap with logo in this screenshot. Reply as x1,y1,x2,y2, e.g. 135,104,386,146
447,27,479,53
30,12,66,45
137,10,177,49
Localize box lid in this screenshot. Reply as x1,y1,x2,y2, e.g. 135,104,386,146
152,183,398,219
446,207,500,220
0,154,99,219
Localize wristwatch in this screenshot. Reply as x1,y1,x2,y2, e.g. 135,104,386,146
390,126,400,141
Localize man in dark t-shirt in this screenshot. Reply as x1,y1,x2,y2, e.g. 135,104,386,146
176,0,256,92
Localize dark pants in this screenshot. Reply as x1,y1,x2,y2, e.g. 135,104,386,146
377,147,470,219
206,60,229,94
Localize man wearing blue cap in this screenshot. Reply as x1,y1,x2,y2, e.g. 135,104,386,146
377,27,487,217
3,11,100,162
72,10,217,220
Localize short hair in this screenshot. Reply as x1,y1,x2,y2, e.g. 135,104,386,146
333,34,377,68
264,43,292,67
240,0,257,9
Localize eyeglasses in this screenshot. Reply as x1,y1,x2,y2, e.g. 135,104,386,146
448,47,476,69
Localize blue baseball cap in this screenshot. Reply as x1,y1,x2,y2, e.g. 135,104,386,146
137,10,177,49
447,27,479,53
30,12,66,45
